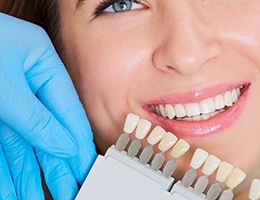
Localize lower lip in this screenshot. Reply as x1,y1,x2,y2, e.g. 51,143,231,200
147,89,248,139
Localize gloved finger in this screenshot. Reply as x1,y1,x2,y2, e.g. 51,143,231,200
0,65,77,158
36,150,79,200
0,15,77,158
0,143,17,199
0,122,44,200
51,106,97,184
24,43,97,183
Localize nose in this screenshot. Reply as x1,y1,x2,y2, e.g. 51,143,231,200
153,1,221,76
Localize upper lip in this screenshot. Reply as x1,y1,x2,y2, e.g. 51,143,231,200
143,82,248,106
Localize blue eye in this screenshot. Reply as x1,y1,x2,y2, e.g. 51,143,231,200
94,0,143,16
107,0,143,13
110,0,133,12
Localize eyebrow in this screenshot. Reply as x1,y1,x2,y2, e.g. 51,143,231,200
76,0,85,8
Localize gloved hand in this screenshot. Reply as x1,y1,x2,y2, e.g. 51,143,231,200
0,12,97,199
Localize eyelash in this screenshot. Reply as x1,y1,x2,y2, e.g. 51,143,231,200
93,0,141,16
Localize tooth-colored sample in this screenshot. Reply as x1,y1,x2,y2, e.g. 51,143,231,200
214,94,225,110
135,119,152,139
147,126,166,145
170,139,190,159
224,91,233,107
226,168,246,189
123,113,140,134
249,179,260,200
202,155,221,176
200,98,215,114
185,103,201,117
175,104,186,118
158,132,178,152
165,104,176,119
190,148,209,170
216,161,234,183
159,105,167,117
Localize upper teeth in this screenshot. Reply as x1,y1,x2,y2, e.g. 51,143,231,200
154,87,241,121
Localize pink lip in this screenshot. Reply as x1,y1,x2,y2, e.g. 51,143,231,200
143,83,249,139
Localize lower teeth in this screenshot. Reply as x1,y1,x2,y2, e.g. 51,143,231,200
171,109,225,122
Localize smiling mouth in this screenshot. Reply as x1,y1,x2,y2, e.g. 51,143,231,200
150,85,247,122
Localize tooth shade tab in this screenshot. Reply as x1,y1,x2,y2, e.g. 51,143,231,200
158,132,178,152
135,119,152,140
190,148,209,170
147,126,166,145
202,155,221,176
216,161,234,183
170,139,190,159
123,113,140,134
226,168,246,189
249,179,260,200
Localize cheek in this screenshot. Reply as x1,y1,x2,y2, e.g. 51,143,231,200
72,31,153,150
75,25,154,108
215,10,260,69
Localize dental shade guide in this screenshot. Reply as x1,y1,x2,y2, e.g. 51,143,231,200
181,148,209,188
127,118,151,158
76,113,253,200
194,155,221,195
249,179,260,200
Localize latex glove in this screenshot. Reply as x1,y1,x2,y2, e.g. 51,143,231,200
0,12,97,199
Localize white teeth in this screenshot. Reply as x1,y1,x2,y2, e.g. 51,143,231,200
165,104,176,119
201,113,211,120
231,89,238,103
159,105,167,117
200,98,215,114
185,103,201,117
249,179,260,200
175,104,186,118
214,95,225,110
193,115,202,121
154,86,242,120
236,87,241,96
224,91,233,107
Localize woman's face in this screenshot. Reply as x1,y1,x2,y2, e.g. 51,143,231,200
60,0,260,198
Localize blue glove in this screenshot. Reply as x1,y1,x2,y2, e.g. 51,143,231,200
0,12,97,199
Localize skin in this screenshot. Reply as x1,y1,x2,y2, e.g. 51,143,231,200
59,0,260,199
